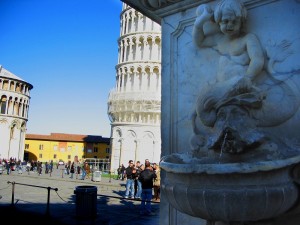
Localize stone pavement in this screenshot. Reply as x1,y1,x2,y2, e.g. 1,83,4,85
0,168,160,225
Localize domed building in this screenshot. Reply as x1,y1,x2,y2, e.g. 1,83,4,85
0,65,33,160
107,3,161,172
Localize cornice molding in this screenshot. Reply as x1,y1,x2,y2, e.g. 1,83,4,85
122,0,279,24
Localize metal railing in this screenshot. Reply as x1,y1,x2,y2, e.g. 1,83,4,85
7,181,58,216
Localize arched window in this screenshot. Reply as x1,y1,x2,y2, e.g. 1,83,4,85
3,80,9,90
0,95,7,114
10,123,17,139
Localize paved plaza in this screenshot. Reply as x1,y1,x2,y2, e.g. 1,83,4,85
0,167,160,225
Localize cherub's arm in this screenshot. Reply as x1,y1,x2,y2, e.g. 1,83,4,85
245,33,265,80
192,5,218,48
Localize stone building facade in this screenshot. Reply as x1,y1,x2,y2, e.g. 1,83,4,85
25,133,110,164
0,65,33,160
107,3,161,172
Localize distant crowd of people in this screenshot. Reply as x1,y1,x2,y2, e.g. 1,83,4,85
68,158,91,180
0,158,19,174
0,158,55,175
0,157,93,180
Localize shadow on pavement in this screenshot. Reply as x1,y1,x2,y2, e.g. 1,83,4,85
0,205,68,225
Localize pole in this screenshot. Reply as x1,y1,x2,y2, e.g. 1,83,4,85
11,181,15,206
46,187,51,216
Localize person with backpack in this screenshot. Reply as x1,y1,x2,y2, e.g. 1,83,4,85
139,160,157,215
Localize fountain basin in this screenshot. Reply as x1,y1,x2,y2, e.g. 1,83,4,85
160,154,300,222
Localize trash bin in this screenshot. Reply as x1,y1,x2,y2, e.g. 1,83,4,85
74,185,97,218
92,171,102,182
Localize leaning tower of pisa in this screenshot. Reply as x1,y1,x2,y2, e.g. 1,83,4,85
108,3,161,172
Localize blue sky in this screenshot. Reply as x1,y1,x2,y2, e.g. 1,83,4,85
0,0,123,137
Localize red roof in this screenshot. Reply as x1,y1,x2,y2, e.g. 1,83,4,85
26,133,110,143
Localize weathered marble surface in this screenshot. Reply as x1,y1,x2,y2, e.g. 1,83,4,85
190,0,300,159
163,0,300,158
159,0,300,224
122,0,300,224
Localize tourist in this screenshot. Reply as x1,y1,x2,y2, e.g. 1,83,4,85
153,163,161,202
124,160,136,199
117,165,122,180
37,161,42,175
49,160,53,174
139,160,157,215
69,161,75,179
80,161,87,180
65,160,71,175
5,159,10,175
134,161,143,199
74,156,80,179
45,161,49,174
120,164,125,180
83,161,91,179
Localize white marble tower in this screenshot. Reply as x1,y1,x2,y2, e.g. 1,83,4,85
107,3,161,173
0,66,33,160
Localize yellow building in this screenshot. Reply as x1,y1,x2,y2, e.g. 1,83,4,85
24,133,110,164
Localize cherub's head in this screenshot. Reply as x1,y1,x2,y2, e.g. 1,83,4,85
214,0,247,36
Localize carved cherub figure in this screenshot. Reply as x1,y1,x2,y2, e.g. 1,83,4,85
190,0,300,155
190,0,267,154
193,0,264,93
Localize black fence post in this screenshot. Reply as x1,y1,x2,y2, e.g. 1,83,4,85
46,186,51,216
11,181,15,206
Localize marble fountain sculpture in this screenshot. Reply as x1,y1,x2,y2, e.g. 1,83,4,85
160,0,300,224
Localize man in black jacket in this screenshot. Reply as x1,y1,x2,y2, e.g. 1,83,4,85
124,160,136,198
139,161,157,215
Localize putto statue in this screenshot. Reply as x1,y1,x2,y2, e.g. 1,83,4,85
190,0,300,158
